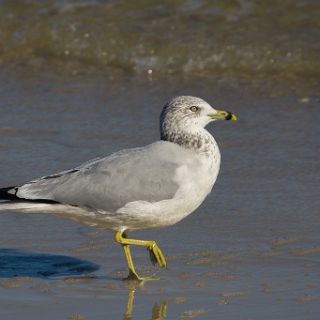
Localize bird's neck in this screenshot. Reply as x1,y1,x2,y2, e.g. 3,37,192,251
160,125,217,154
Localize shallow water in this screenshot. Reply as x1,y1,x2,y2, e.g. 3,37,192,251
0,65,319,319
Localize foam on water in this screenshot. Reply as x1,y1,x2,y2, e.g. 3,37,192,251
0,0,319,85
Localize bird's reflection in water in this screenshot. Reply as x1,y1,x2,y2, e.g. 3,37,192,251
123,283,168,320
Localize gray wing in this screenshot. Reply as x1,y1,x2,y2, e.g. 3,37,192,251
15,142,185,211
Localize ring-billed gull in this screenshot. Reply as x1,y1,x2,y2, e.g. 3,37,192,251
0,96,236,280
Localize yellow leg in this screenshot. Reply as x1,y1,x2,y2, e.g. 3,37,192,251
115,231,167,281
122,244,141,280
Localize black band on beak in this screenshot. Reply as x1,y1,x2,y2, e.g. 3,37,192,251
225,112,233,120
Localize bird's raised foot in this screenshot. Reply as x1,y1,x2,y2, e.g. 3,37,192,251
147,242,167,268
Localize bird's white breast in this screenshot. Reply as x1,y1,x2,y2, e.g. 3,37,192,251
117,142,220,230
170,140,221,218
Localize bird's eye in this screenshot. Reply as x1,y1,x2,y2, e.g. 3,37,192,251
190,106,199,112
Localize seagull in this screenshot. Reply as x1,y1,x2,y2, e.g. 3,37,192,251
0,96,236,281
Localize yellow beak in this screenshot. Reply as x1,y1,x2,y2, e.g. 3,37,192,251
209,110,237,121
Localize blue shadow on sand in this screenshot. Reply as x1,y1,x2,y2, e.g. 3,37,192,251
0,248,99,278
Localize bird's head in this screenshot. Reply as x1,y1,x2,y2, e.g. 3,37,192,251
160,96,236,138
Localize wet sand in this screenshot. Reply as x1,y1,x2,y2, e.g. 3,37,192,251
0,68,319,319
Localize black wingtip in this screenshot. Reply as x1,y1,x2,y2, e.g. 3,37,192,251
0,186,19,201
0,186,60,204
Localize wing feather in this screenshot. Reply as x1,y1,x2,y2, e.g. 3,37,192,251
15,142,187,211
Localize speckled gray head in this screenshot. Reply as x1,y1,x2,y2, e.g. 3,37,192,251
160,96,236,150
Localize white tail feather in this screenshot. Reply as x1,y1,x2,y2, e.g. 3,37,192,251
0,201,55,213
